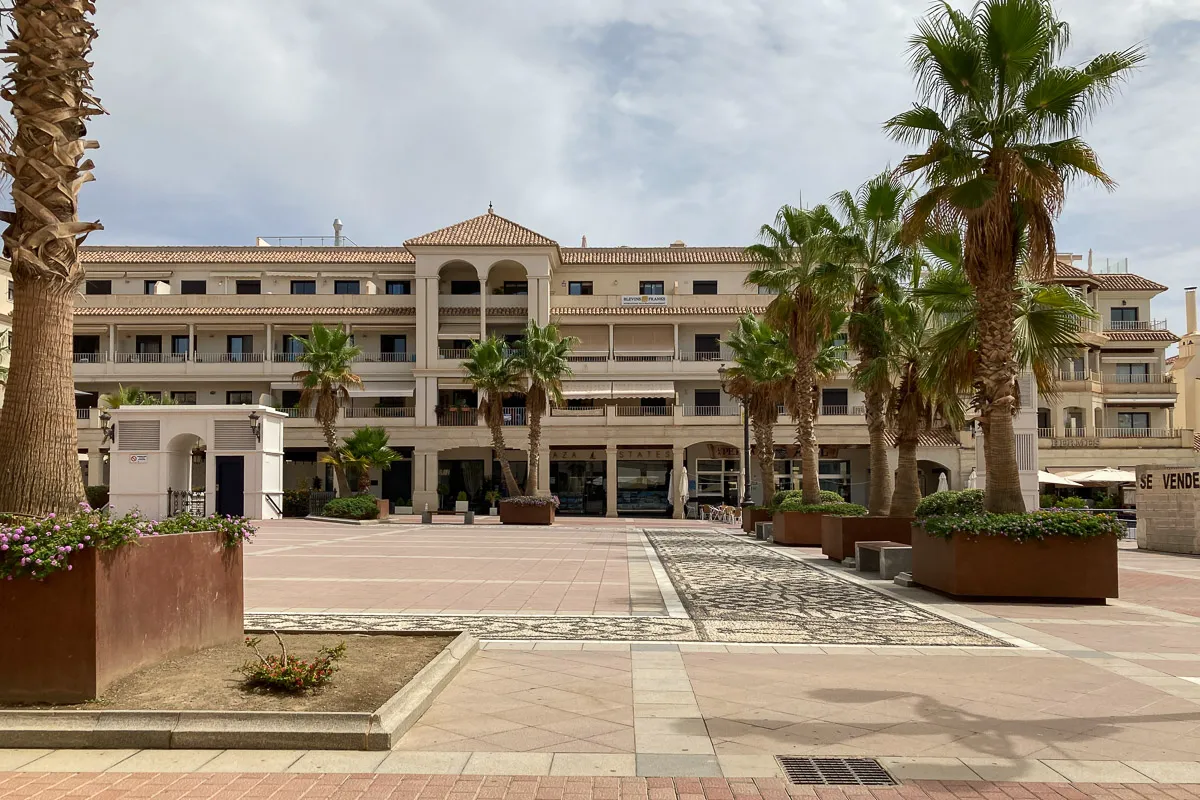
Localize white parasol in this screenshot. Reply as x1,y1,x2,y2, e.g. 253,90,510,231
1038,470,1083,487
679,466,690,505
936,473,949,493
966,468,977,489
1063,467,1136,485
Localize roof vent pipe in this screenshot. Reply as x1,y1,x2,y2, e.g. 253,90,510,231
333,218,344,247
1186,286,1197,335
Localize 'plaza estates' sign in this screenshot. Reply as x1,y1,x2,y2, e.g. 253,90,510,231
1134,464,1200,555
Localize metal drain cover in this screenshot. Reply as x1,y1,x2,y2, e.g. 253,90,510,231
776,757,898,786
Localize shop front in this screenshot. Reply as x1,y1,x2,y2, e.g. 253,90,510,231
617,447,672,517
549,448,607,516
771,445,852,500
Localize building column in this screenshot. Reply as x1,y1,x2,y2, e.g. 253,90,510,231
672,446,685,519
605,445,618,518
87,448,106,488
1169,405,1175,432
479,278,487,341
537,447,550,497
608,324,615,359
672,324,679,359
187,323,196,361
264,323,273,362
107,324,116,362
413,450,438,513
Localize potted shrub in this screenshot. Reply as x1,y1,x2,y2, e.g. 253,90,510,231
772,492,868,546
455,491,470,514
911,491,1120,601
499,495,558,525
486,489,501,516
436,482,450,510
397,497,413,515
321,494,380,520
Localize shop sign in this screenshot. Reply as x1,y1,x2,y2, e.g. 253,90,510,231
706,444,739,458
621,295,668,306
550,449,604,462
619,448,672,460
549,448,676,461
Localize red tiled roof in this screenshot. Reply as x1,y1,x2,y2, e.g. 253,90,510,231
404,209,557,248
885,430,962,447
440,306,526,317
1097,273,1168,292
562,247,758,265
552,305,768,316
1052,260,1098,283
80,247,415,264
1103,330,1179,343
1194,432,1200,451
74,306,415,317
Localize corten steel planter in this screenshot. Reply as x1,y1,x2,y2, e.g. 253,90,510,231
910,524,1118,602
742,508,772,534
376,499,390,520
0,531,243,704
499,501,555,525
822,516,914,561
771,512,826,546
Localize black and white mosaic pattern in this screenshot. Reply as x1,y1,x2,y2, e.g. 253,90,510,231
247,529,1005,646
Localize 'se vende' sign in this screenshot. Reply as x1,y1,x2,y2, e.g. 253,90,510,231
1138,470,1200,490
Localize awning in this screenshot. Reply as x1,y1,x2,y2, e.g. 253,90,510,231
438,379,474,389
1063,467,1136,484
562,381,613,399
438,323,481,340
611,381,675,399
1038,470,1082,487
1102,397,1177,405
358,381,415,398
270,381,301,391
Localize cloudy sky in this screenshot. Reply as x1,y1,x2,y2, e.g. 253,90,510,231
82,1,1200,336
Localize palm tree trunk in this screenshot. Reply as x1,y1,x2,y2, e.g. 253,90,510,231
890,434,921,518
793,357,820,505
526,407,542,495
975,279,1025,513
321,422,348,497
487,406,521,496
752,413,776,508
0,280,85,514
864,387,892,516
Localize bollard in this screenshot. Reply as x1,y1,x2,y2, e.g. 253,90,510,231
421,503,432,524
464,510,474,525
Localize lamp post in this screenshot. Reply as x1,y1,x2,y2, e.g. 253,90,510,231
718,365,754,508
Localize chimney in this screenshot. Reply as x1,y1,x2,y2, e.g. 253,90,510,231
581,234,587,247
333,218,344,247
1187,286,1197,334
1087,248,1093,273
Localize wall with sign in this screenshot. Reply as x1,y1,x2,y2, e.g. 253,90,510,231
1135,464,1200,554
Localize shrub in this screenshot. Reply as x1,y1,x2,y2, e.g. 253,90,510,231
1039,493,1057,509
321,495,379,520
283,488,311,517
485,490,502,506
84,485,109,510
239,631,346,693
921,510,1122,542
501,495,560,508
770,489,846,510
776,496,868,515
1095,494,1119,509
914,489,984,519
456,491,468,502
1056,496,1088,509
1,508,254,581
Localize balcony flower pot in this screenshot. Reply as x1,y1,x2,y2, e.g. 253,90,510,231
742,507,771,534
911,521,1119,602
822,516,914,562
0,530,243,704
499,498,556,525
771,511,826,546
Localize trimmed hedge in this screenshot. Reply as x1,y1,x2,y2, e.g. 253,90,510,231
776,496,868,515
770,489,845,510
914,489,984,519
321,495,379,520
921,510,1122,542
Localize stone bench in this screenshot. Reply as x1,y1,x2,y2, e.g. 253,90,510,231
755,521,773,542
854,541,913,581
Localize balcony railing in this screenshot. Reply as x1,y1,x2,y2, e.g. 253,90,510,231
345,406,415,419
1104,320,1168,332
615,405,674,417
613,352,675,362
678,348,732,362
820,405,849,416
273,352,304,363
273,407,313,419
1101,373,1170,385
1059,369,1099,382
437,410,477,426
438,349,470,360
550,406,605,417
73,353,106,364
502,408,527,426
114,353,186,364
567,352,610,363
1037,427,1053,439
355,351,416,363
194,352,266,363
76,408,92,421
682,406,739,417
1096,427,1177,439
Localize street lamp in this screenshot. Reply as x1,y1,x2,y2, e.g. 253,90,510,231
99,410,115,444
718,364,754,508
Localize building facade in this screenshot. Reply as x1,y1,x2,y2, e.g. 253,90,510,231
70,210,1196,515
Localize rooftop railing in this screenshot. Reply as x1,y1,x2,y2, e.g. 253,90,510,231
1104,319,1169,331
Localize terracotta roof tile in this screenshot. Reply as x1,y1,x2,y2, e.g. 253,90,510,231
552,305,768,316
1194,432,1199,451
74,306,414,317
440,305,527,317
404,209,557,247
885,430,962,447
562,247,758,265
1053,260,1098,282
1103,330,1179,342
1097,273,1168,292
80,246,415,264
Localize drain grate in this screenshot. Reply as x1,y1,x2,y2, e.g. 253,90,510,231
776,757,898,786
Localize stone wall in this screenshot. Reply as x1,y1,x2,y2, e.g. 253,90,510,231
1135,464,1200,554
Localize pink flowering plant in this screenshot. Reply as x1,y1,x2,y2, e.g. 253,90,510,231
0,505,255,581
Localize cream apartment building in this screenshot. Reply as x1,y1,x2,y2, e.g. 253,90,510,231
69,210,1195,515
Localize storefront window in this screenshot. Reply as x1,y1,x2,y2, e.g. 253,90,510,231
771,459,850,500
617,461,670,515
696,458,740,504
550,460,606,515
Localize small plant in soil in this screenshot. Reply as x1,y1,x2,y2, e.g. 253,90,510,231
239,631,346,693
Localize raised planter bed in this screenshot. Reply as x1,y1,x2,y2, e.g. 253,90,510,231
771,511,825,546
742,508,772,534
499,500,555,525
911,524,1118,601
0,531,243,704
822,516,913,561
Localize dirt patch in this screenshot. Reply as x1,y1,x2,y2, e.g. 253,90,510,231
3,633,456,713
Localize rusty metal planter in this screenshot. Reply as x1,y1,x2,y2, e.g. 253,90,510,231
822,516,914,561
0,531,243,704
498,501,555,525
771,511,826,546
742,508,772,534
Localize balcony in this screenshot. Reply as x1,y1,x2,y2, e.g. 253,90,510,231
194,352,265,364
552,293,768,312
438,348,470,360
612,352,674,363
501,408,527,426
681,406,739,418
77,293,417,314
1104,319,1169,332
1040,427,1189,448
615,405,673,417
437,410,478,427
345,406,416,421
1095,427,1177,439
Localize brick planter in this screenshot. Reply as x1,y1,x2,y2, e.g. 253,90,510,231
499,501,555,525
771,511,825,546
0,531,243,704
742,508,772,534
911,524,1118,601
822,516,913,561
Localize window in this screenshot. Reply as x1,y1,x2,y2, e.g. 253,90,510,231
143,279,163,295
135,335,162,356
170,391,197,405
281,334,306,361
180,279,206,295
757,285,779,295
1117,412,1150,430
170,335,191,357
640,280,665,295
290,280,316,295
334,280,360,295
381,334,407,361
5,281,11,302
501,280,528,295
821,388,849,414
72,335,100,362
568,281,593,296
227,335,254,362
85,280,112,295
694,334,721,360
449,280,480,295
143,391,163,403
226,391,253,405
235,280,260,295
385,280,412,295
693,280,718,295
1110,307,1138,323
695,458,741,504
280,390,302,409
1115,363,1151,384
694,389,721,415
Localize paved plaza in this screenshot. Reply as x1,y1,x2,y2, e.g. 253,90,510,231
4,520,1200,795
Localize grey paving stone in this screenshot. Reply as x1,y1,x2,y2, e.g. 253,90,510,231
375,751,472,774
636,753,722,777
286,750,389,773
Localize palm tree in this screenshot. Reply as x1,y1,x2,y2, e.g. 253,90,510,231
747,204,850,504
323,426,401,494
463,335,523,497
824,171,914,515
293,322,362,497
510,320,577,496
885,0,1143,511
0,1,104,515
721,314,794,509
101,385,177,408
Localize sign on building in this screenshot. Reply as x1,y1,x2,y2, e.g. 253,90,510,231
1135,465,1200,554
621,295,668,306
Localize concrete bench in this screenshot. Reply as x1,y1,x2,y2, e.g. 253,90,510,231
755,521,773,542
854,541,913,581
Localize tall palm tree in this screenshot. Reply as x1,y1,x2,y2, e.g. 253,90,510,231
824,171,914,515
722,314,794,509
463,335,523,497
323,426,401,494
747,204,850,504
0,1,104,515
101,384,176,408
510,320,577,495
885,0,1142,512
293,322,362,497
